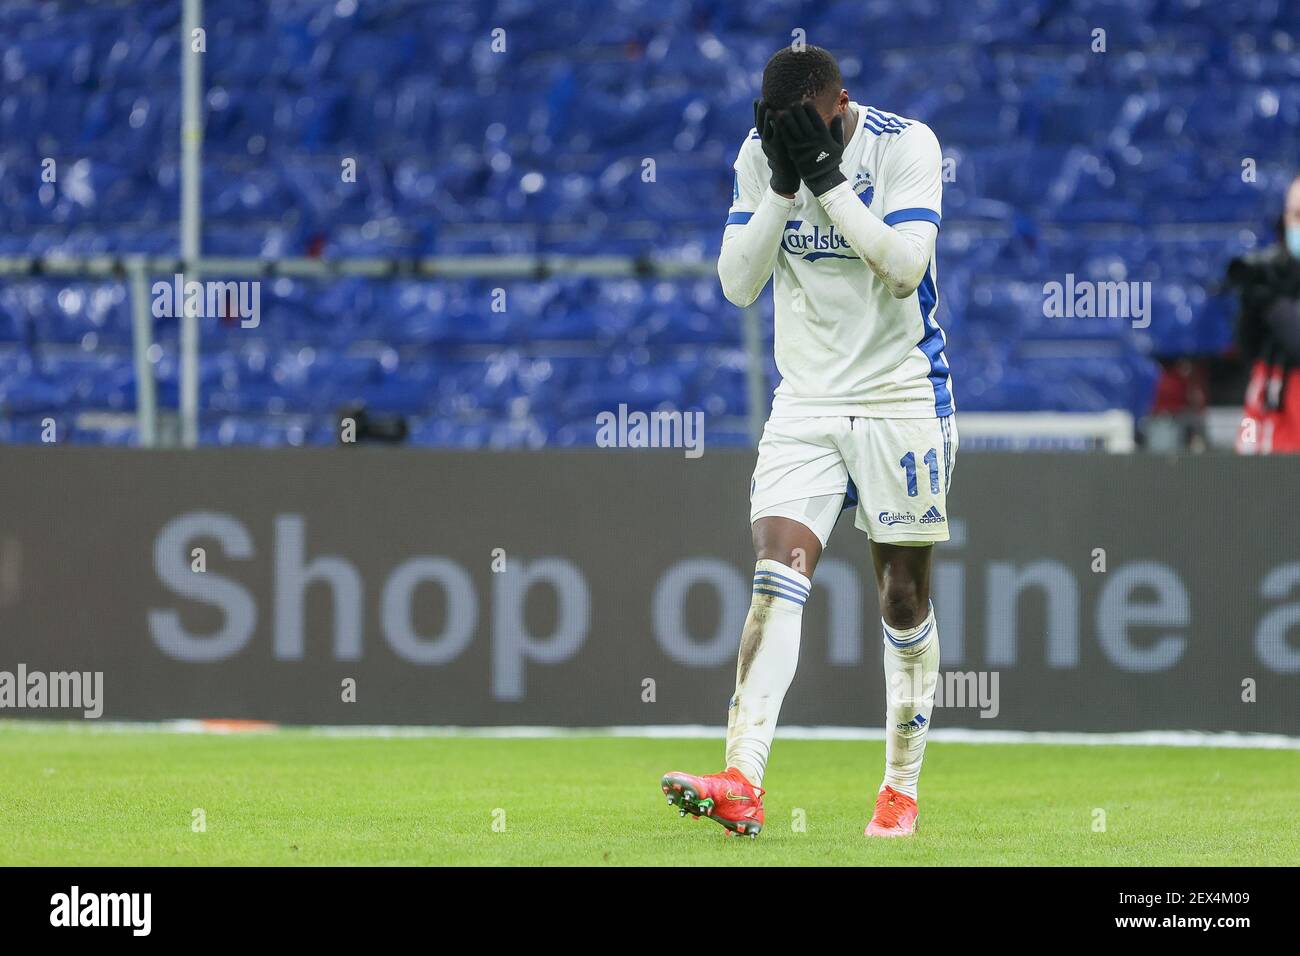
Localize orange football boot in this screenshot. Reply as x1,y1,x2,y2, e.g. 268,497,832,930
660,767,764,838
864,785,919,837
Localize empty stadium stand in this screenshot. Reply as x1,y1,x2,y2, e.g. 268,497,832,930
1,0,1297,445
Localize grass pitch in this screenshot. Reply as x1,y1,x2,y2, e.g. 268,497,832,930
1,723,1295,866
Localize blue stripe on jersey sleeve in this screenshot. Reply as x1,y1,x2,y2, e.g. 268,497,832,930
915,264,953,416
866,106,910,131
726,211,754,226
884,207,942,228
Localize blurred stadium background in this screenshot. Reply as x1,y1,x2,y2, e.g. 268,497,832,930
2,0,1297,449
0,0,1298,740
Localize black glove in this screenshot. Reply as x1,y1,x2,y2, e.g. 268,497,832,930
777,102,846,196
754,99,800,196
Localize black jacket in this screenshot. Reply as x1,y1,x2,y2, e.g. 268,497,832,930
1226,244,1300,367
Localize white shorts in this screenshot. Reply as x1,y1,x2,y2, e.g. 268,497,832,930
749,415,958,546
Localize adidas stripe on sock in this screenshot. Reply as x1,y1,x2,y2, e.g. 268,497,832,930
880,602,940,800
724,559,810,787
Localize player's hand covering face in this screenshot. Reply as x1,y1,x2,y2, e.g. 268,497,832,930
754,99,801,196
777,102,847,197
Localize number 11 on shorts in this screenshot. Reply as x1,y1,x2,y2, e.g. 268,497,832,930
899,448,939,497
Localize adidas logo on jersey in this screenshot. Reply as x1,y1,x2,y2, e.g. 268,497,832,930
815,151,829,162
919,505,945,524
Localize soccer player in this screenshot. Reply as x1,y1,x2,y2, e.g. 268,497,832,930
661,45,955,838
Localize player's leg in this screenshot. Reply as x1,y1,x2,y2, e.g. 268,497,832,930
869,538,940,836
723,513,826,788
844,414,957,836
662,511,835,836
662,418,847,836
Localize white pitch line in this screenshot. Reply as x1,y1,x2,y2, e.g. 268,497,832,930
1,719,1298,749
309,725,1300,749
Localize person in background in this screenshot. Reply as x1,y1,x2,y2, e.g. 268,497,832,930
1227,174,1300,454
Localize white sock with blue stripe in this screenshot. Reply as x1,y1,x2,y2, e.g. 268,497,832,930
881,602,940,800
724,559,810,788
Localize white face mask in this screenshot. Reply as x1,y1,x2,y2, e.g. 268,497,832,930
1288,224,1300,260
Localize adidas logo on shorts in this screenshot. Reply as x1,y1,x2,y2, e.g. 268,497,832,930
919,505,945,524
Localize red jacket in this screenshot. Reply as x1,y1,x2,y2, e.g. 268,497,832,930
1237,359,1300,453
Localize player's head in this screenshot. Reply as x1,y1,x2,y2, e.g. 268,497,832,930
760,45,847,127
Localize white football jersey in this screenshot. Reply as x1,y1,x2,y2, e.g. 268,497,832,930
726,102,953,419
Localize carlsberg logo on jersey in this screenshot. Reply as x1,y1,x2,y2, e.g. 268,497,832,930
780,222,857,261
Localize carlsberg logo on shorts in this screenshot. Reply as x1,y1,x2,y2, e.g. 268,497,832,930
878,511,915,526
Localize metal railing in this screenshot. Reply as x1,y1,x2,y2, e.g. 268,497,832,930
0,0,1136,454
0,251,1142,452
0,252,761,447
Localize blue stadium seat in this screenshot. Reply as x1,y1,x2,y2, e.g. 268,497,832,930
2,0,1294,444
